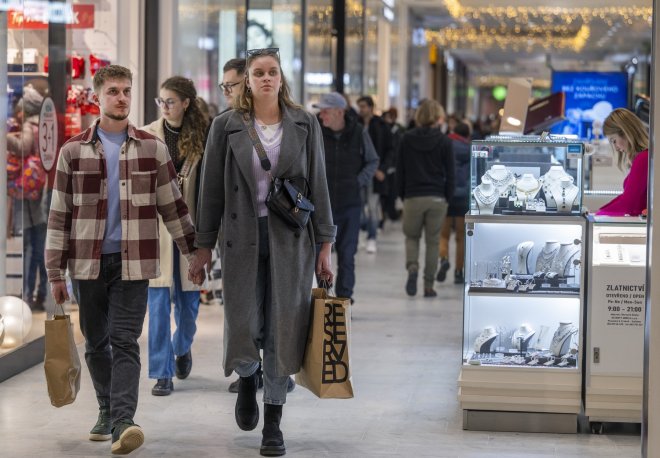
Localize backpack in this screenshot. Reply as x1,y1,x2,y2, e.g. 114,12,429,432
7,123,47,201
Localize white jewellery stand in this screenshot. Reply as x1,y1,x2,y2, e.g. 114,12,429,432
516,241,534,274
549,177,579,213
473,326,499,353
473,178,498,215
535,240,561,273
515,174,541,202
540,166,572,207
511,324,536,351
550,243,581,276
484,164,515,196
549,322,578,356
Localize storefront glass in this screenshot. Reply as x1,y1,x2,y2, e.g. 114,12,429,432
304,0,332,107
344,0,365,99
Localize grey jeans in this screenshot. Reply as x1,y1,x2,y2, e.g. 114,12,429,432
72,252,149,425
402,196,448,289
234,217,290,405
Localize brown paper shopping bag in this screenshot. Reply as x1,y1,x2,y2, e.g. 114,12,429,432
44,304,81,407
296,288,353,398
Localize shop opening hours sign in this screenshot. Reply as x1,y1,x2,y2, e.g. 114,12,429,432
8,4,94,29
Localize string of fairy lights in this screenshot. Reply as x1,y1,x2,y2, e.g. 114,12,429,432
426,0,652,52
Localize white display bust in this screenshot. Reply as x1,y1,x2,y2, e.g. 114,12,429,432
535,240,560,273
515,173,541,201
484,164,515,196
516,241,534,274
551,176,579,212
473,177,498,214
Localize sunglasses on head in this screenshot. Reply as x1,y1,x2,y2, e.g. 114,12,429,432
246,47,280,58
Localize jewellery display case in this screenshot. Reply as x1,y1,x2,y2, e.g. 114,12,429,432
470,136,585,216
584,216,647,433
458,214,587,433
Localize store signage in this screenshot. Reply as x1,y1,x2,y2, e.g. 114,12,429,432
39,97,58,172
551,71,628,140
8,4,94,29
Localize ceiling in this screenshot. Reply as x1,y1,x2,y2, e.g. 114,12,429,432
408,0,653,86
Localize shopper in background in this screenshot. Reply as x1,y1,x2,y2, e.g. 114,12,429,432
46,65,197,455
437,122,470,285
316,92,379,304
7,86,49,312
190,48,336,457
397,99,455,298
142,76,208,397
220,58,246,111
381,107,405,223
596,108,649,216
357,95,393,253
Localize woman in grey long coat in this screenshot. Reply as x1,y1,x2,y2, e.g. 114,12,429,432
189,48,336,457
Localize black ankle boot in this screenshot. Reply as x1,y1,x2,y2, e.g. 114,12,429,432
260,404,285,456
235,371,259,431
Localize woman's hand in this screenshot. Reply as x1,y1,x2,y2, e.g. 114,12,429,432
188,247,212,285
316,242,334,285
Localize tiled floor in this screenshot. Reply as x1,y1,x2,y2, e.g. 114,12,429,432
0,222,642,457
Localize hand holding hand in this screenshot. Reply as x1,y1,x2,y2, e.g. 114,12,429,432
188,248,212,285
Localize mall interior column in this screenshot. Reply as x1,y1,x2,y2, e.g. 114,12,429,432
0,11,7,294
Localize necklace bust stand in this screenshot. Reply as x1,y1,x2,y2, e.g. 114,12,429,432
511,324,535,352
474,326,499,353
473,178,498,215
540,166,572,206
485,164,515,196
516,241,534,274
535,240,560,273
515,173,541,202
549,322,577,357
550,243,581,276
551,176,579,213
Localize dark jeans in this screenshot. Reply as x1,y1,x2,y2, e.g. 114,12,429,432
71,252,149,426
333,205,362,299
23,222,48,302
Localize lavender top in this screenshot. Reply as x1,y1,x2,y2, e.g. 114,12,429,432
252,120,283,217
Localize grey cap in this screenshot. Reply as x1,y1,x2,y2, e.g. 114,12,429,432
312,92,347,109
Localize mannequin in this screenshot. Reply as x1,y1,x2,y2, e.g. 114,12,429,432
473,326,498,353
473,177,498,214
549,322,578,356
535,240,560,273
540,165,572,200
515,174,541,202
550,176,579,212
516,241,534,274
484,164,515,196
511,324,535,352
550,243,581,276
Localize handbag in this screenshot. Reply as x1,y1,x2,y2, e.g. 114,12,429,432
7,124,47,201
296,286,354,399
44,302,81,407
242,112,314,230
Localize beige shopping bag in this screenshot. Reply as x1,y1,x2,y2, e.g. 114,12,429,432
44,303,81,407
296,288,354,399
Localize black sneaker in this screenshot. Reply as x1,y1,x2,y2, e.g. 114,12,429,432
89,407,111,441
111,419,144,455
454,270,465,284
175,350,192,379
151,378,173,396
423,288,437,298
229,364,263,393
405,270,418,297
436,258,450,282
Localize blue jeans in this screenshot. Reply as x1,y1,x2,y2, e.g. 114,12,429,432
362,184,380,239
72,253,149,425
23,222,48,301
332,205,361,299
148,244,200,379
235,217,289,405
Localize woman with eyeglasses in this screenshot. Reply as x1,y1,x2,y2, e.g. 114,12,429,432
141,76,209,396
596,108,649,216
190,48,336,456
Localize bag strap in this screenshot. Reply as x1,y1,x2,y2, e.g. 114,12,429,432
242,112,272,174
176,156,195,190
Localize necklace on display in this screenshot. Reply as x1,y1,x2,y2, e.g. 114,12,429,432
536,243,560,272
549,324,577,356
473,327,499,353
485,168,514,189
474,187,499,205
516,176,541,200
552,183,579,211
551,244,581,275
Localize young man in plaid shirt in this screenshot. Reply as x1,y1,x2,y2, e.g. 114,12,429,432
46,65,197,455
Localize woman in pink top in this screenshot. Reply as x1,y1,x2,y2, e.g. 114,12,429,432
596,108,649,216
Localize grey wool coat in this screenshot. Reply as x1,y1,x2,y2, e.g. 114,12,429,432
195,105,337,377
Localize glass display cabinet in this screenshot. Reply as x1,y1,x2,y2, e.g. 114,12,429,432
459,136,588,433
470,136,585,216
584,216,647,433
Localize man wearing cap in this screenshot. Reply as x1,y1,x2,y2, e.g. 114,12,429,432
315,92,379,303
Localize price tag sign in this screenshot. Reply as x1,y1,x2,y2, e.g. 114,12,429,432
39,97,58,171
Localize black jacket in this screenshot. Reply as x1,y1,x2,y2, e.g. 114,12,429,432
397,127,455,200
447,133,470,199
362,115,393,194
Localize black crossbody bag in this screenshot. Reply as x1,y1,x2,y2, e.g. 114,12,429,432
242,113,315,231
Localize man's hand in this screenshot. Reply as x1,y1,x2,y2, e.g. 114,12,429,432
188,248,212,285
50,280,69,305
374,170,386,182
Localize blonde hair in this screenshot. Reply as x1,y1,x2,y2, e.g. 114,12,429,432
603,108,648,170
414,99,446,128
235,51,300,113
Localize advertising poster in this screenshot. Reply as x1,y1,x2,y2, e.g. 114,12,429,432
551,72,628,139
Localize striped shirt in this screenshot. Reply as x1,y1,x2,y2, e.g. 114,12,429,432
252,120,283,217
45,120,196,282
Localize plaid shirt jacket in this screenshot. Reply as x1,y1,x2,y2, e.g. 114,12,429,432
46,120,196,282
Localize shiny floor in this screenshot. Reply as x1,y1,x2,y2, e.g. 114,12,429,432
0,222,642,457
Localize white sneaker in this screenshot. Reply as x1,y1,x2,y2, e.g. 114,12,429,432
366,239,377,254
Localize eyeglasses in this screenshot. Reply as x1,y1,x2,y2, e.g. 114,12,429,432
154,97,177,108
246,47,280,58
219,81,242,93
